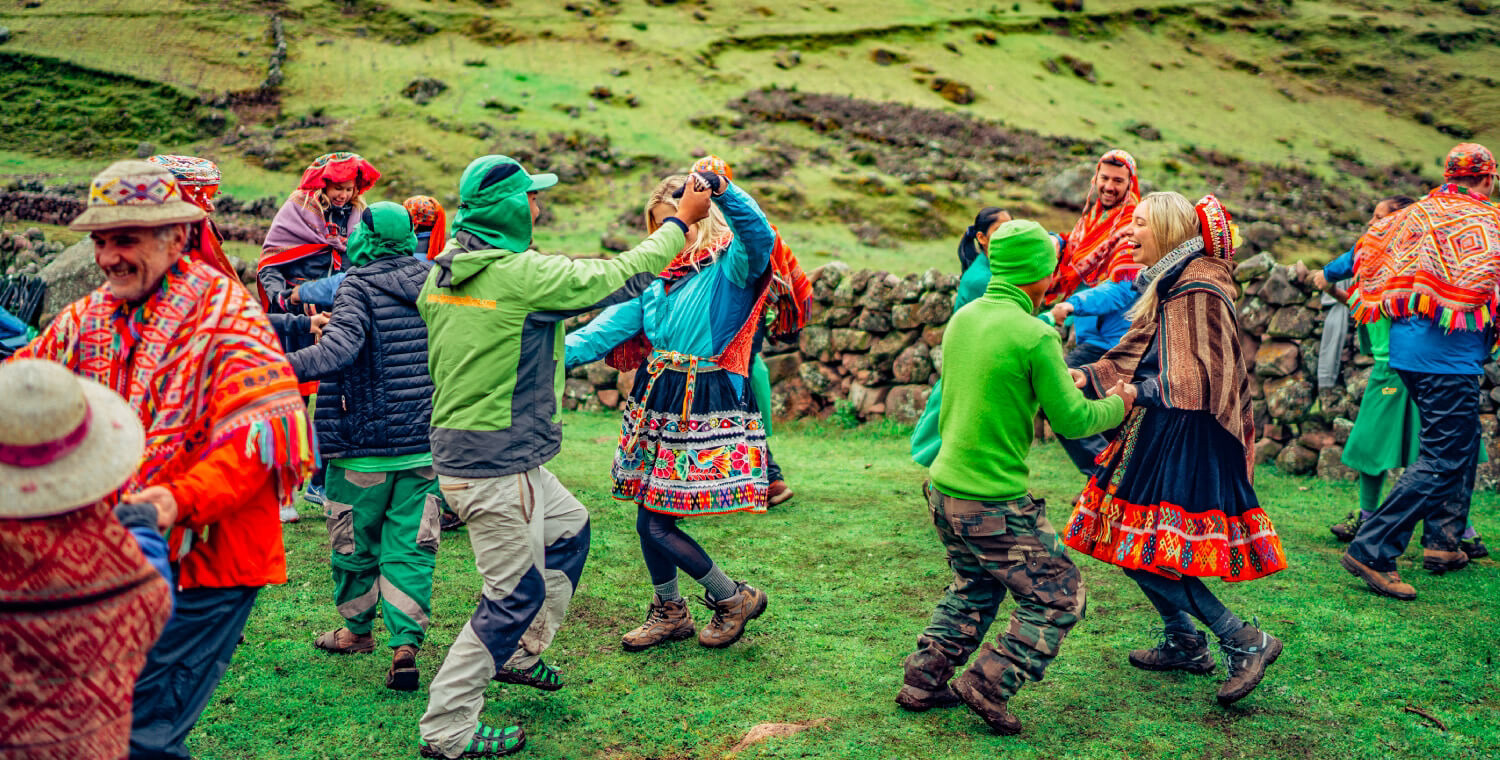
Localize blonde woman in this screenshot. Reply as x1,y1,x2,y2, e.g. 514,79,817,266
565,166,775,652
1061,193,1288,706
258,152,379,315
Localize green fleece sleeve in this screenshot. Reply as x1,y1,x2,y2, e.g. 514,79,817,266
523,224,686,311
1032,331,1125,439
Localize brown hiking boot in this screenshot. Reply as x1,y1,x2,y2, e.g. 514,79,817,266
622,595,695,652
1422,548,1470,575
386,644,419,692
697,582,768,649
1215,623,1283,705
314,627,376,654
895,684,961,712
950,670,1022,735
1340,552,1417,600
1328,512,1362,542
766,480,795,507
1128,628,1216,675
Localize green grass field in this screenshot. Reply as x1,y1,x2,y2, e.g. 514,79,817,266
188,412,1500,759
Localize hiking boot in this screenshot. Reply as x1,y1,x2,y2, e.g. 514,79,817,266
439,510,465,532
1422,548,1470,575
622,595,695,652
418,723,525,758
1128,628,1216,675
493,659,564,692
1340,552,1416,601
1328,512,1362,542
386,644,419,692
895,684,961,712
949,670,1022,735
896,649,959,712
697,582,768,649
1461,537,1489,560
766,480,795,507
314,627,376,654
1215,623,1283,706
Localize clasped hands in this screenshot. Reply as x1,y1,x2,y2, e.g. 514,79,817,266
1069,368,1137,414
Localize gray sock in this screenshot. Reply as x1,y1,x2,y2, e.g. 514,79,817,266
694,564,740,603
1208,609,1248,641
653,576,682,603
1162,610,1197,637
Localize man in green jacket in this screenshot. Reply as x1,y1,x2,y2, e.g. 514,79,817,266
896,220,1133,736
416,156,712,759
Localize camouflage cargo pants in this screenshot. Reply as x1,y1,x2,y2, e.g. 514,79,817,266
903,484,1086,702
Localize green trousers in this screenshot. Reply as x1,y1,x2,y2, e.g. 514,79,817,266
324,464,442,648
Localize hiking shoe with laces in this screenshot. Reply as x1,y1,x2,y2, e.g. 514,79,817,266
1215,622,1283,706
1461,537,1489,560
895,684,961,712
766,480,795,507
697,582,768,649
418,723,525,758
493,659,564,692
314,627,375,654
1128,628,1216,675
387,644,419,692
622,594,695,652
950,669,1022,735
1422,547,1470,575
1328,512,1362,542
1340,552,1416,600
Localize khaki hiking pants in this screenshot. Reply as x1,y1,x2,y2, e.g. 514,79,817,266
419,466,591,757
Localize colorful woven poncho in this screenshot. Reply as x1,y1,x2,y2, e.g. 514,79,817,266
1350,183,1500,333
1046,149,1142,303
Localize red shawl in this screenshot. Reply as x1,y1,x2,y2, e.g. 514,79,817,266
604,236,772,376
764,226,813,342
1046,150,1142,303
1350,184,1500,332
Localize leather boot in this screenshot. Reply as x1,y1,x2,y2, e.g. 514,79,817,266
386,644,419,692
1128,628,1216,674
1340,552,1416,600
697,582,768,649
896,648,959,712
1216,624,1283,706
622,595,695,652
950,669,1022,735
1422,547,1470,575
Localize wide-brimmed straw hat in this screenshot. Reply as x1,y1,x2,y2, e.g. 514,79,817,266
69,159,207,232
0,359,144,519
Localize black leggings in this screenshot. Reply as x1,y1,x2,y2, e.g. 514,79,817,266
637,507,715,584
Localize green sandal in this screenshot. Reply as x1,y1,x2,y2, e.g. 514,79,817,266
418,723,525,758
492,659,564,692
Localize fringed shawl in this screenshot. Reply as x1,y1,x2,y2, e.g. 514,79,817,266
1080,256,1255,479
765,226,812,342
1349,184,1500,333
16,258,315,509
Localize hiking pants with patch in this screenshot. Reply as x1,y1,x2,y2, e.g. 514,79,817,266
324,464,442,648
1349,371,1481,571
904,486,1085,702
420,466,590,758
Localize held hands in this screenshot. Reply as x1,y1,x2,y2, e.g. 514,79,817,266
1106,380,1137,415
123,486,179,534
310,312,331,339
1051,302,1075,325
1069,368,1087,389
1312,270,1329,291
674,175,714,226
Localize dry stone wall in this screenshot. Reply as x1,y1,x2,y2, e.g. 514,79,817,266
567,255,1500,488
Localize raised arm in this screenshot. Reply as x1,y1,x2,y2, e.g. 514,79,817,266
713,181,775,288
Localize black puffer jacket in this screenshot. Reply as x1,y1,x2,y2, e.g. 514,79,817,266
287,255,435,459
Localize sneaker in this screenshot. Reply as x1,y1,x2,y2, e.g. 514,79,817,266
314,627,376,654
1461,537,1488,560
622,595,695,652
279,504,301,523
1340,552,1416,600
1422,548,1470,575
493,659,564,692
950,669,1022,735
697,582,768,649
895,684,961,712
1328,512,1362,542
386,644,419,692
1128,628,1216,675
766,480,795,507
418,724,525,758
1215,622,1283,706
303,483,326,506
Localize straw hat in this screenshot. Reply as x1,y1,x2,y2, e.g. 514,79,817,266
69,159,207,232
0,360,144,518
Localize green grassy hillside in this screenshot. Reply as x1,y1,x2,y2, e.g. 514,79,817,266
2,0,1497,270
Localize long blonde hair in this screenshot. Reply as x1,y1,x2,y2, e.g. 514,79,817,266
645,174,731,261
1126,192,1199,325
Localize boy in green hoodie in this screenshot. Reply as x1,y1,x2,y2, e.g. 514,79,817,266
416,156,712,759
896,220,1132,735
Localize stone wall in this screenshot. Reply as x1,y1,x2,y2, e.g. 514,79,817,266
566,256,1500,487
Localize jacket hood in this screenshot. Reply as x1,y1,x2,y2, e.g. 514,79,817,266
347,201,417,267
451,155,537,255
430,236,514,288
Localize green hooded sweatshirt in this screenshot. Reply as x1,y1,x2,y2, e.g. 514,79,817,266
347,201,418,267
419,155,685,477
929,259,1125,502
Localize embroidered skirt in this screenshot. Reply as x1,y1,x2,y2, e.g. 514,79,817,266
612,363,768,517
1062,407,1287,582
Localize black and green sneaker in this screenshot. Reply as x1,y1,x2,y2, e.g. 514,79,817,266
419,723,525,758
493,659,564,692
